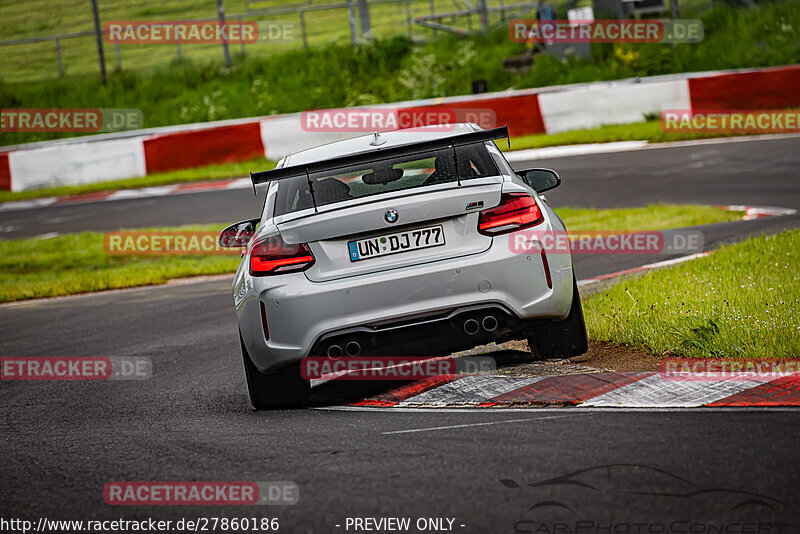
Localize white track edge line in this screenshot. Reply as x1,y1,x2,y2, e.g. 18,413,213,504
314,406,800,413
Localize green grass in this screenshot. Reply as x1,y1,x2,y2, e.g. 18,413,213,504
0,223,241,302
555,204,742,232
584,229,800,359
2,0,798,146
0,157,274,203
504,120,756,151
0,204,741,302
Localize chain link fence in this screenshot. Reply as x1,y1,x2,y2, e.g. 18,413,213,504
0,0,550,84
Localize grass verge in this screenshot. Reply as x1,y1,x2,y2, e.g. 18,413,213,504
555,204,742,232
583,229,800,359
0,204,741,303
0,224,240,303
504,120,757,152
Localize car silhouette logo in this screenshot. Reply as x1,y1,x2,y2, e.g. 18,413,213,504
385,209,399,223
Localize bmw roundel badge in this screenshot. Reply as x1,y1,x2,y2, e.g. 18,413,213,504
384,209,399,224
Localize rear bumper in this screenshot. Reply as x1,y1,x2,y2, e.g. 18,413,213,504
238,233,573,374
311,304,521,358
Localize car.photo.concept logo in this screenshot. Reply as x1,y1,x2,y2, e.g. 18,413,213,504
505,464,793,531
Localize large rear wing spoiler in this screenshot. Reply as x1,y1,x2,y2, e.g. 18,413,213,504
249,125,510,188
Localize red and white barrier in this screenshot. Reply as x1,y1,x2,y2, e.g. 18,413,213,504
0,153,10,191
688,64,800,111
7,138,146,191
143,121,264,174
538,77,691,133
2,65,798,192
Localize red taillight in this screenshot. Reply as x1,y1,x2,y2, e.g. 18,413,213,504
249,235,315,276
478,193,544,235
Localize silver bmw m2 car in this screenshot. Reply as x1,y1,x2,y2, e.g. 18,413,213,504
219,124,587,408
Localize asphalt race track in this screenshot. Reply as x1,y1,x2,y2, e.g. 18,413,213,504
1,135,799,531
1,135,799,239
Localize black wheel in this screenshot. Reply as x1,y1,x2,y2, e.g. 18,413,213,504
527,275,589,360
240,333,310,409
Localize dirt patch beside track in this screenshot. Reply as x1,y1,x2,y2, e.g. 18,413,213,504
568,341,661,372
493,340,660,377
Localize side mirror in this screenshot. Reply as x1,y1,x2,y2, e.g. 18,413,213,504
219,218,259,248
518,168,561,193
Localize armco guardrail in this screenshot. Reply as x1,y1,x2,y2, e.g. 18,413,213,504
1,64,799,192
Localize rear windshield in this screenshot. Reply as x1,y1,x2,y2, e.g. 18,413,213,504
274,142,498,216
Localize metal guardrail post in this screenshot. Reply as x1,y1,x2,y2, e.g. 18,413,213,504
671,0,680,18
176,24,183,60
55,38,64,77
357,0,371,40
477,0,488,35
347,0,359,45
91,0,106,82
217,0,232,67
300,11,309,49
429,0,437,36
239,16,246,54
405,0,413,38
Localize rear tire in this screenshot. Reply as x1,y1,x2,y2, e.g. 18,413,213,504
527,275,589,360
240,333,310,409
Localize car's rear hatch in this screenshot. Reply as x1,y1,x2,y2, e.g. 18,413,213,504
276,177,502,282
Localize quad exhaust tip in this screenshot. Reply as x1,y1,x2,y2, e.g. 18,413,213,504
345,341,361,356
464,318,480,336
329,314,499,354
